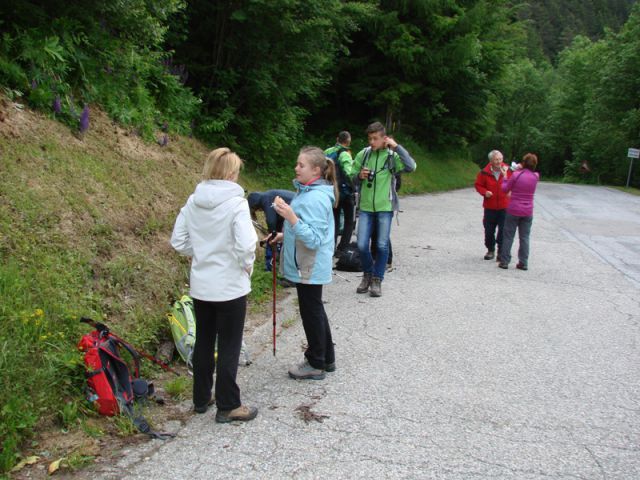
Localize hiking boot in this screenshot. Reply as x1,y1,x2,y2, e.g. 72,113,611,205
325,362,336,373
516,262,528,271
193,397,216,414
369,277,382,297
498,262,508,269
288,359,326,380
215,405,258,423
356,273,372,294
484,250,495,260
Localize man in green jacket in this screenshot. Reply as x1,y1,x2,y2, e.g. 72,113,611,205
324,131,356,252
353,122,417,297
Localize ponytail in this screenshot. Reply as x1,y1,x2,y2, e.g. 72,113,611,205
324,158,339,207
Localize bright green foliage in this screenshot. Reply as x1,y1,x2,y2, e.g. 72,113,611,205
0,1,199,137
473,58,552,168
573,5,640,185
542,36,605,177
539,4,640,185
329,0,522,146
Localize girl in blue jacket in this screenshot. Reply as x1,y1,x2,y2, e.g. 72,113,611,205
271,146,338,380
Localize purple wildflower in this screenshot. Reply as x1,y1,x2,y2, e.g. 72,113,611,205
53,96,62,114
31,79,37,89
79,105,90,133
158,134,169,147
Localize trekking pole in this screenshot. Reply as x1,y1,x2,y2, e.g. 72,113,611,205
252,219,268,235
80,318,180,376
258,230,279,356
333,271,350,282
272,238,277,356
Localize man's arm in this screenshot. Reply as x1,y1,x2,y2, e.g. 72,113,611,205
339,150,357,177
393,144,416,173
475,171,488,196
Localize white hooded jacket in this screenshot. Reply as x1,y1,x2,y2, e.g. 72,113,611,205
171,180,257,302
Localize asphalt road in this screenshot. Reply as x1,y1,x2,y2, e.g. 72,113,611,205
91,183,640,479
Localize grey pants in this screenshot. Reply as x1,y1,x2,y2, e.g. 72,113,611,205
499,214,533,266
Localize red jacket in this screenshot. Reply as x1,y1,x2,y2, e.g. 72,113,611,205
475,163,511,210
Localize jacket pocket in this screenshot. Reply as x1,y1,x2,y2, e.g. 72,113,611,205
294,240,317,282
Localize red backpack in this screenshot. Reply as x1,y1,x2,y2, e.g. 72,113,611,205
77,319,176,440
77,329,139,416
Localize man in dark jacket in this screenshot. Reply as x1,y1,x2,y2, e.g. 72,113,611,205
248,190,295,271
474,150,512,260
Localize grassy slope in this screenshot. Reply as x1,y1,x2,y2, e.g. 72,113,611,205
0,98,478,472
0,99,210,471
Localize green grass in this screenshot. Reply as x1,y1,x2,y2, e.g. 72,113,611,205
397,139,478,194
164,376,192,401
614,186,640,195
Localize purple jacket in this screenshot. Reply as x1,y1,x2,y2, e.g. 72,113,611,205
501,169,539,217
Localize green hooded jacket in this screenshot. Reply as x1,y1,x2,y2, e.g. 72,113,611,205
352,144,417,212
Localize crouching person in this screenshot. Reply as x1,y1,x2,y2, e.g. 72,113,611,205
171,147,258,423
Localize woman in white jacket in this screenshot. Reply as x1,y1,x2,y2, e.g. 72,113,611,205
171,147,258,423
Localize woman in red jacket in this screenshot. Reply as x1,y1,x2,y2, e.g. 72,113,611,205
474,150,511,260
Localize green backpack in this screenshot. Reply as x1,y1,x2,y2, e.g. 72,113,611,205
167,295,196,369
167,295,252,368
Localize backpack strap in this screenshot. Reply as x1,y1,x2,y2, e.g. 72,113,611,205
109,335,141,379
120,403,176,440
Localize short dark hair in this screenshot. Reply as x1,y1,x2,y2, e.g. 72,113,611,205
366,121,385,136
337,131,351,144
522,153,538,171
247,192,261,210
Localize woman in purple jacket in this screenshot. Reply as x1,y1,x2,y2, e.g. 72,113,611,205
498,153,540,270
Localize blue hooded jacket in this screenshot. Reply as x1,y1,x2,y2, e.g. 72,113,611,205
281,179,335,284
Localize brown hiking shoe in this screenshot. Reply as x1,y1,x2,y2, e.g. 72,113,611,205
356,273,372,293
369,277,382,297
215,405,258,423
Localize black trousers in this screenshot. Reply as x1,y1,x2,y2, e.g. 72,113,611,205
192,296,246,411
483,208,506,253
296,284,335,370
334,194,355,251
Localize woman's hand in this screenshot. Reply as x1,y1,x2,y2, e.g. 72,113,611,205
265,232,283,245
273,196,298,225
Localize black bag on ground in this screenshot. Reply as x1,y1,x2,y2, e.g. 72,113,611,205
335,242,362,272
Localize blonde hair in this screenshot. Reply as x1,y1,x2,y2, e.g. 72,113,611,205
299,146,338,207
202,147,243,180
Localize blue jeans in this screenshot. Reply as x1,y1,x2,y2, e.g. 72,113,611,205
357,211,393,280
265,243,281,271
